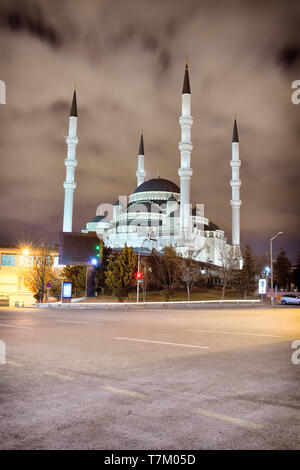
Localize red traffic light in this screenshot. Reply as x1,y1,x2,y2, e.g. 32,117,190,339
135,271,143,280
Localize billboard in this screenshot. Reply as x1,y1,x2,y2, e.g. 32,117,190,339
59,232,103,266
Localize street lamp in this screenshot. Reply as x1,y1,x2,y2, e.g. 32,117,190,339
270,232,283,305
264,266,270,275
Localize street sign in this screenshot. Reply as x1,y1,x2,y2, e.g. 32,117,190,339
62,281,72,299
46,282,51,289
258,279,267,295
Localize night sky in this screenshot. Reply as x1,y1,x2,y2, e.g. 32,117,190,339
0,0,299,262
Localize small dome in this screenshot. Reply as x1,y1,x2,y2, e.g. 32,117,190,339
134,178,180,194
205,221,220,231
90,215,105,223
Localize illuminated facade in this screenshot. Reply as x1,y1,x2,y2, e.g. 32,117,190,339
0,246,60,306
77,63,242,268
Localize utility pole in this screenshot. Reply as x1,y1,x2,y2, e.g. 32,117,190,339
270,232,283,305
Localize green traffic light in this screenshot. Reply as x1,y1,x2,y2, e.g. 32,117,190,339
95,245,100,250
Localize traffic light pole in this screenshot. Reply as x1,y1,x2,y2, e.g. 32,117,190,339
136,233,156,303
137,239,147,303
86,265,96,297
137,251,140,303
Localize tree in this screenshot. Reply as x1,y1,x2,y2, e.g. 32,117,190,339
148,247,181,301
49,271,62,301
292,252,300,291
217,244,237,300
180,245,206,301
181,257,202,301
237,245,257,299
62,265,86,297
23,244,54,302
105,245,137,301
274,248,292,289
95,245,112,294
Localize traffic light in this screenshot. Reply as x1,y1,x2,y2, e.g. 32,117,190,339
135,271,143,280
95,243,101,259
91,242,103,266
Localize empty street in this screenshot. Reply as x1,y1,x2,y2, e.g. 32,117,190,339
0,306,299,450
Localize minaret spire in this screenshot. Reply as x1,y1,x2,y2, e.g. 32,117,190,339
138,132,144,156
136,131,146,187
70,84,77,117
178,59,193,233
230,115,242,249
182,58,191,94
232,114,239,142
63,87,79,232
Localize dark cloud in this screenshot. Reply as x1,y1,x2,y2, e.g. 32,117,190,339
0,0,299,262
1,1,61,47
277,45,300,68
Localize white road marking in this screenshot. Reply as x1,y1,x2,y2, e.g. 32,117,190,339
57,320,102,326
196,408,263,429
115,337,209,349
103,386,145,398
6,360,23,367
44,371,73,380
187,329,282,338
0,323,32,330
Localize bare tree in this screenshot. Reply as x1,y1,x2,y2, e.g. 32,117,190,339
181,245,206,301
217,244,237,300
23,244,54,302
181,258,201,301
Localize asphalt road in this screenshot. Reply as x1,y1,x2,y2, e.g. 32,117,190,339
0,306,299,450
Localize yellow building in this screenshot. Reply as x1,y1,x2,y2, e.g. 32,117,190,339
0,245,60,307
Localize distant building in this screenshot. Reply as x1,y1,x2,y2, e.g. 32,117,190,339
0,245,60,307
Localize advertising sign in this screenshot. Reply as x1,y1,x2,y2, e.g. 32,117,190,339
258,279,267,295
62,281,72,299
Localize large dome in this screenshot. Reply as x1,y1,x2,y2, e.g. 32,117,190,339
134,178,180,194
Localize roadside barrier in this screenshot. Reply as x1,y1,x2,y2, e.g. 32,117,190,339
36,299,261,309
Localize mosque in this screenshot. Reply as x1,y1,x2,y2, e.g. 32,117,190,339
62,62,242,268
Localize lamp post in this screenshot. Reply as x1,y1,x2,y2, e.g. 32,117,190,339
270,232,283,305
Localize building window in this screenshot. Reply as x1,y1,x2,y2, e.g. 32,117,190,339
1,254,17,266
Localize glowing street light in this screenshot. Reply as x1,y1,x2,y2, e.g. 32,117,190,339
22,248,29,256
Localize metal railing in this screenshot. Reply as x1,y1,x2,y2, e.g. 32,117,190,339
36,299,260,309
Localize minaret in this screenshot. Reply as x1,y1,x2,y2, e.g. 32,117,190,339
178,59,193,232
136,132,145,187
230,116,242,247
63,86,78,232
